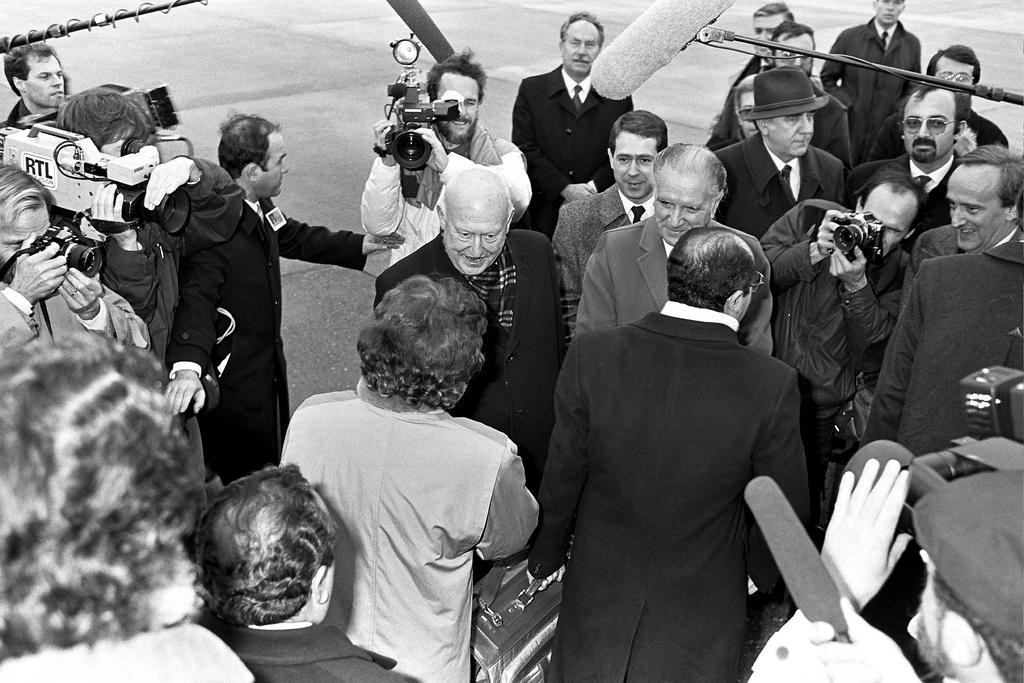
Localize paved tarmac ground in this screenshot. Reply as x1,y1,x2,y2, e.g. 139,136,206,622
1,1,1020,677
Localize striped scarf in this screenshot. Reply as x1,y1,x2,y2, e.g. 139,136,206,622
464,245,516,329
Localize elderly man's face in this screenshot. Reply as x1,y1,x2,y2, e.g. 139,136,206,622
653,166,720,246
442,204,509,276
947,164,1018,253
758,112,815,162
873,0,905,29
0,206,50,264
560,20,602,82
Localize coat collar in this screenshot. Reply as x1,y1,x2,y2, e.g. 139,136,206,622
741,134,825,202
596,185,629,227
544,66,604,118
632,311,740,345
637,218,667,304
985,239,1024,265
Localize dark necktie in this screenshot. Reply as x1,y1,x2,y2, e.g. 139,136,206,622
630,205,645,224
914,174,930,190
572,84,583,113
881,30,889,49
779,164,797,204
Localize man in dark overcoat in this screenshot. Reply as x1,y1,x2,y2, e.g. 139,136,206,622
165,114,390,484
374,167,565,492
715,67,845,240
511,11,633,238
528,226,808,681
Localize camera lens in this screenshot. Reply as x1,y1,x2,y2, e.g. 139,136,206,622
61,243,103,278
389,130,431,171
833,224,864,253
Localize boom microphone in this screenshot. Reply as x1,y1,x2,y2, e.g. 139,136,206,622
591,0,735,100
745,477,850,640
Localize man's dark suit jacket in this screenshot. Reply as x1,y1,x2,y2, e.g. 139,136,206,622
528,312,807,681
374,231,565,491
552,185,632,338
512,67,633,237
715,134,845,240
845,154,955,245
168,202,366,483
199,613,403,683
863,240,1023,454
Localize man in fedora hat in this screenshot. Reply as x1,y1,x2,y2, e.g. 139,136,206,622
715,66,845,240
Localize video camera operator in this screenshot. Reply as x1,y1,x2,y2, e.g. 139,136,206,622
760,166,925,528
0,165,147,351
56,86,245,357
361,48,531,266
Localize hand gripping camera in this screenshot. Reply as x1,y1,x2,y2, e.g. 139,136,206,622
383,36,460,173
831,212,887,264
0,224,103,283
0,109,192,235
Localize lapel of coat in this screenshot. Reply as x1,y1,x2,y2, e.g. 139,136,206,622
597,186,628,230
545,68,578,119
505,233,532,352
798,148,825,202
746,135,785,209
637,218,667,306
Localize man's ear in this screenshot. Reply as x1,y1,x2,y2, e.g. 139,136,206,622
11,77,25,95
724,289,746,316
312,564,332,606
607,148,615,170
242,162,261,183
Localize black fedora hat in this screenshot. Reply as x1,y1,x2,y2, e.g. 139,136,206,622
744,66,829,120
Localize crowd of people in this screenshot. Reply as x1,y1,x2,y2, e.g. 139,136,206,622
0,2,1021,682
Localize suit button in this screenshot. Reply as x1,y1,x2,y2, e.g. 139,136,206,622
508,353,516,361
568,171,574,178
565,128,572,134
179,332,190,341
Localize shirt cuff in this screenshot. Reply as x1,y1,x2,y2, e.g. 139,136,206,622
1,287,32,316
77,298,109,331
170,361,203,380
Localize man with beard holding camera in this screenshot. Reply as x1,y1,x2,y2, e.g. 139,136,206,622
362,49,530,267
760,166,924,528
0,166,147,351
846,85,966,246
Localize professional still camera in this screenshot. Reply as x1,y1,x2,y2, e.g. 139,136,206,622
0,85,192,235
382,36,460,185
832,212,886,263
0,225,103,283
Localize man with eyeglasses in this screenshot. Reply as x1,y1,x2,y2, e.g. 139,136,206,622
577,143,773,354
866,45,1009,163
374,167,565,493
761,165,924,529
847,84,966,245
821,0,921,166
512,11,633,238
552,110,668,340
529,223,806,681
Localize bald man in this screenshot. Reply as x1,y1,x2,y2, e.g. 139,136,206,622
375,168,565,492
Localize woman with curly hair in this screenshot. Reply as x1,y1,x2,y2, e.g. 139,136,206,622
0,335,250,681
282,274,537,683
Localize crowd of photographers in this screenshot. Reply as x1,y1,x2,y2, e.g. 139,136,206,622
0,2,1022,681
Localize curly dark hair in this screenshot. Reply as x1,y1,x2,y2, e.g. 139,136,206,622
217,113,281,179
195,464,335,627
0,335,202,661
359,275,486,410
427,49,487,103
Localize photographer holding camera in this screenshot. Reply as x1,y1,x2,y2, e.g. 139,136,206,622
361,49,531,266
56,86,244,358
0,165,148,351
760,166,925,527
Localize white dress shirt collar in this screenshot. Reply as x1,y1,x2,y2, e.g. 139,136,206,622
763,140,802,200
618,191,654,223
660,300,739,332
908,155,955,194
561,70,593,102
